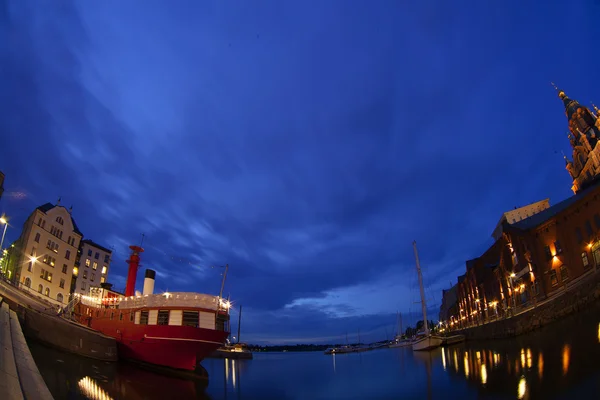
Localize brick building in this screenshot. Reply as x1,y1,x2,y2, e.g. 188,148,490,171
442,87,600,327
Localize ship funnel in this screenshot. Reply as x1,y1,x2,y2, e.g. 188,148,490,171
143,269,156,295
125,245,144,297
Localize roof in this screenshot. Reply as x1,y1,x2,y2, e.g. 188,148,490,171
512,178,600,230
81,239,112,254
36,202,83,236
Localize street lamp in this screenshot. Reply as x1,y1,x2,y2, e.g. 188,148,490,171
509,273,517,313
0,215,8,252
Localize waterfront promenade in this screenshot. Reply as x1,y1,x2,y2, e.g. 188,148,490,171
0,296,53,400
452,268,600,340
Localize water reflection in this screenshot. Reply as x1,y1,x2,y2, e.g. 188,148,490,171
28,340,210,400
439,302,600,399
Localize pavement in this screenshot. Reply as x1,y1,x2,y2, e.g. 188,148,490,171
0,296,53,400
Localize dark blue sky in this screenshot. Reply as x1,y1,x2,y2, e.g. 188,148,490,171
2,0,600,344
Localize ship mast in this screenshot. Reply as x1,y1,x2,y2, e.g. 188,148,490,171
237,304,242,343
413,241,429,335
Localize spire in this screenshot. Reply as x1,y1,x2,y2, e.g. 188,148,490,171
551,82,567,100
561,150,570,165
57,197,61,205
69,205,73,214
592,102,600,118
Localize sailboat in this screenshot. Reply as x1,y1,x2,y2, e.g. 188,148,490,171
389,312,411,348
411,241,443,352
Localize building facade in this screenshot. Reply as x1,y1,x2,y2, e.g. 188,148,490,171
444,88,600,328
72,239,112,295
10,200,83,305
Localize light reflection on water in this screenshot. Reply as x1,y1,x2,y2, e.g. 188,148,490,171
28,303,600,399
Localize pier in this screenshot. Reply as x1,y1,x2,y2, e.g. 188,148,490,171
0,296,53,400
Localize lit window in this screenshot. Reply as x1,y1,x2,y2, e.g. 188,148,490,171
73,267,78,276
582,252,590,268
83,270,87,279
101,266,107,274
85,259,90,267
93,262,98,270
100,277,106,283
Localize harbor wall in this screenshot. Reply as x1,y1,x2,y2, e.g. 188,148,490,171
0,297,53,400
456,270,600,340
14,304,118,362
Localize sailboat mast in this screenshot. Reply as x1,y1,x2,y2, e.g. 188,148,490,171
399,312,403,336
237,304,242,343
413,241,429,335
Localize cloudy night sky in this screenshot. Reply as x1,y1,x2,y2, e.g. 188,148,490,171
2,1,600,344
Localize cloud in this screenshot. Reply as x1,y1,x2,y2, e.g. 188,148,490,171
1,0,596,343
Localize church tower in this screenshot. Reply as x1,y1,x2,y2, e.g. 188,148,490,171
553,84,600,194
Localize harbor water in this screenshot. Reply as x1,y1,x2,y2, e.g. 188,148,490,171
29,303,600,399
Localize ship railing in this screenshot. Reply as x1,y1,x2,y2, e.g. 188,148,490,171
78,292,231,313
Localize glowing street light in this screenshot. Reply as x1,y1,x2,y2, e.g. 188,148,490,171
0,215,8,253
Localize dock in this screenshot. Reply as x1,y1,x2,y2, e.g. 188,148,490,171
0,296,53,400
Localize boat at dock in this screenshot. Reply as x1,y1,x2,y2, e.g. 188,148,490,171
74,245,231,372
411,241,443,352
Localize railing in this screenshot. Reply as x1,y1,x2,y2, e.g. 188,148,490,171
79,291,229,312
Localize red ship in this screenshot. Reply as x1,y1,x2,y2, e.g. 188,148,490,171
74,245,231,371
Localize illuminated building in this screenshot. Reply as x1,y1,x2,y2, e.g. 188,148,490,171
71,239,113,295
9,199,83,305
449,87,600,322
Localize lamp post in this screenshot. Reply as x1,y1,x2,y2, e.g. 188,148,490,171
0,215,8,253
509,273,517,314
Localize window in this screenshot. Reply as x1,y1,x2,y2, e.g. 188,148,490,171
65,250,70,260
157,310,170,325
94,252,99,260
34,233,40,243
42,255,56,267
73,267,78,276
44,287,50,297
87,249,92,256
593,246,600,268
67,236,71,245
582,252,590,268
104,254,110,263
512,251,518,266
119,313,124,321
182,311,199,328
56,216,64,225
59,278,65,288
140,311,149,325
544,245,552,260
585,220,593,237
39,269,52,282
101,266,107,274
550,270,558,287
85,259,90,267
24,277,31,288
554,241,562,254
38,284,43,293
83,270,88,279
41,220,45,228
81,282,86,290
576,228,583,243
57,293,64,303
110,312,114,320
130,312,134,322
93,262,98,270
38,218,42,226
27,262,32,272
62,264,67,274
100,277,106,283
560,265,569,281
91,274,95,282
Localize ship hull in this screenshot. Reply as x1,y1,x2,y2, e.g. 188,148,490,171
412,335,443,351
77,306,229,371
